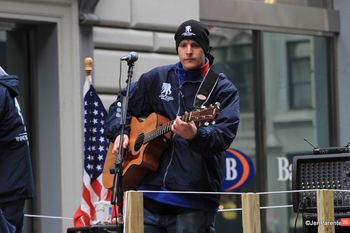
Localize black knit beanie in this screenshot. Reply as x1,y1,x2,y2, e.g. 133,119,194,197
174,19,210,54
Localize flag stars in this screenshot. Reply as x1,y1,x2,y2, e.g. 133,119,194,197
83,86,108,181
86,164,93,170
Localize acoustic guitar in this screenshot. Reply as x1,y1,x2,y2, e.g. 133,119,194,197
102,103,220,191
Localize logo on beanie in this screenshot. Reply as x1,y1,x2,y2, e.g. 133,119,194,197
182,25,196,37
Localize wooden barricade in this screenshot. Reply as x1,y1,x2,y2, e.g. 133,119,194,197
123,189,335,233
124,191,144,233
317,189,335,233
241,193,261,233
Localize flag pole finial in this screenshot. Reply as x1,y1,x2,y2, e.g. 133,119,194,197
84,57,93,77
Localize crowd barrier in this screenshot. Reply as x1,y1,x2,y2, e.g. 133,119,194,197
123,189,337,233
23,189,341,233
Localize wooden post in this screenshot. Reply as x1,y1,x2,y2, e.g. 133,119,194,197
84,56,93,84
84,57,92,76
317,189,335,233
124,191,144,233
241,193,261,233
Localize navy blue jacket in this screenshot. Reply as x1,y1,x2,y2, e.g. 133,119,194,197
0,74,35,203
105,63,239,206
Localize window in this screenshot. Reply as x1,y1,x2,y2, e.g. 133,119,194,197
263,32,331,233
210,29,254,112
209,27,256,233
287,40,312,109
207,28,333,233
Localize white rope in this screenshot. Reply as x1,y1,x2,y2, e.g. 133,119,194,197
22,189,346,221
24,214,73,220
259,204,293,210
218,204,293,212
139,190,242,195
257,189,350,195
136,189,350,195
257,189,315,195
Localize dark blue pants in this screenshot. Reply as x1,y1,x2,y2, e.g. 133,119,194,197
144,208,216,233
0,209,16,233
0,199,25,233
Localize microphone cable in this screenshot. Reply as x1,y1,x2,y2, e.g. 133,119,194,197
118,58,123,92
294,198,306,233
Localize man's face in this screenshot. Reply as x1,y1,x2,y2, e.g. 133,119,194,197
177,40,205,71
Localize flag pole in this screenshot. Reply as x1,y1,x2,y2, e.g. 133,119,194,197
84,57,93,80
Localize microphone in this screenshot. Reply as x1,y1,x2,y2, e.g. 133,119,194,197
304,138,350,155
120,51,138,62
313,146,349,155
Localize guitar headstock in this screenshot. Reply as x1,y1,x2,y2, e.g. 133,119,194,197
182,102,220,123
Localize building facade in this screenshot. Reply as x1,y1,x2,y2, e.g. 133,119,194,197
0,0,349,232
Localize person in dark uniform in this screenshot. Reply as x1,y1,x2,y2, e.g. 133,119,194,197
0,69,35,233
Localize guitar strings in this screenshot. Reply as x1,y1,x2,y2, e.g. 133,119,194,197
133,107,216,145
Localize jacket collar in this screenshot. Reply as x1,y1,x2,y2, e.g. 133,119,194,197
176,58,210,85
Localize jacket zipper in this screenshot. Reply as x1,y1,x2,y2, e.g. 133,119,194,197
162,82,183,187
162,143,175,186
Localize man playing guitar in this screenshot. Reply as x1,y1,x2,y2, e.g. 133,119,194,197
105,19,240,233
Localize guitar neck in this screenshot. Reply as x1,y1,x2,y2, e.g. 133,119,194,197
143,105,219,144
144,121,173,144
143,114,201,143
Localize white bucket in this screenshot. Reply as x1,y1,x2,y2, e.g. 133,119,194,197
93,201,112,224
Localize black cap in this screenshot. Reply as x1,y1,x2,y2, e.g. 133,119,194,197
174,19,210,54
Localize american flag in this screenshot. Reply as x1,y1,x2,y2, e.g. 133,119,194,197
73,78,115,226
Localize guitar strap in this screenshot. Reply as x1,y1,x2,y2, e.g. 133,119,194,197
194,68,220,109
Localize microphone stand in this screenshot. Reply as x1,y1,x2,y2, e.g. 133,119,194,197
110,59,135,232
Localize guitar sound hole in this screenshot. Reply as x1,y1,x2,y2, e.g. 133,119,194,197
134,134,144,152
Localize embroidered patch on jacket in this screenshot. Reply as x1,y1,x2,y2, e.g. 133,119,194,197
159,83,174,101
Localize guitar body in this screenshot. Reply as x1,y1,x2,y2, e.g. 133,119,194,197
123,113,172,191
102,113,172,191
102,104,219,191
